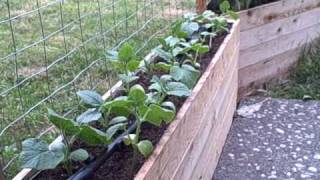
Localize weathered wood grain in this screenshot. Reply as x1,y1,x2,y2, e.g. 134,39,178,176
239,47,302,96
240,23,320,69
240,7,320,50
239,0,320,31
171,49,238,180
239,0,320,97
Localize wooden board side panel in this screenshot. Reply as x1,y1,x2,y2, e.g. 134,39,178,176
190,77,238,180
170,46,239,180
135,20,240,180
239,47,302,89
240,23,320,69
239,0,320,31
240,7,320,50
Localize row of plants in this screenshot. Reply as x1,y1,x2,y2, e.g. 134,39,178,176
18,3,237,179
207,0,278,11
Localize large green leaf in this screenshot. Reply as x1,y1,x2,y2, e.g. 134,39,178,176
144,104,175,126
137,140,154,157
76,90,103,107
165,36,180,47
48,109,79,135
127,60,140,72
20,138,65,170
106,123,127,138
76,108,102,124
101,96,133,117
154,62,171,72
170,64,200,89
118,43,135,63
181,22,199,37
128,84,146,106
153,48,172,62
69,148,89,162
79,126,110,145
109,116,127,125
166,82,192,97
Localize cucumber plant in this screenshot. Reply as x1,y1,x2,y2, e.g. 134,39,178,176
18,10,233,176
20,109,110,174
106,43,140,91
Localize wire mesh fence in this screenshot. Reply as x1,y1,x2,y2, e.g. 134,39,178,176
0,0,196,178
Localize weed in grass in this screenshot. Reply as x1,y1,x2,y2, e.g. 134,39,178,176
270,39,320,100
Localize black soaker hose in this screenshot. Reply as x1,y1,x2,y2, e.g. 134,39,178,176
68,123,137,180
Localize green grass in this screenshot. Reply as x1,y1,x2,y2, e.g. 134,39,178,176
269,39,320,100
0,0,195,178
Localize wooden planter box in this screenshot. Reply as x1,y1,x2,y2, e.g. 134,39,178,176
14,20,240,180
238,0,320,96
135,20,240,180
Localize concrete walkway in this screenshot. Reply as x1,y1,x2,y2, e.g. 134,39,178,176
213,97,320,180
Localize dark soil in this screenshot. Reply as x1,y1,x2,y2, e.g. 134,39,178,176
35,23,231,180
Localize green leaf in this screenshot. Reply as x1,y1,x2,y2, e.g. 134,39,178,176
166,82,192,97
227,10,239,20
191,44,209,54
48,109,79,135
165,36,180,47
128,84,146,105
106,123,127,138
181,22,199,37
154,62,171,72
219,0,231,13
69,149,89,162
172,21,188,39
127,60,140,72
161,101,176,112
137,140,154,158
79,126,110,145
102,96,133,117
153,48,172,62
118,43,135,63
170,64,200,89
76,90,103,107
20,138,65,170
109,116,127,125
76,108,102,124
123,134,136,145
144,104,175,126
119,74,139,84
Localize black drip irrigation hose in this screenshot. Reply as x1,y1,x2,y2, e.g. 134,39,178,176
68,123,137,180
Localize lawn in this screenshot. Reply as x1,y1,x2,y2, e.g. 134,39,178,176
0,0,195,178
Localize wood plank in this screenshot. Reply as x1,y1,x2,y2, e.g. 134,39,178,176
190,77,238,180
240,7,320,50
239,23,320,69
170,50,238,180
239,0,320,31
135,20,240,180
239,47,302,96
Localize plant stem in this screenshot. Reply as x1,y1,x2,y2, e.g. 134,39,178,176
130,109,142,177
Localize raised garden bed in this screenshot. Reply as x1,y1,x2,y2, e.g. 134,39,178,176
238,0,320,96
13,10,240,180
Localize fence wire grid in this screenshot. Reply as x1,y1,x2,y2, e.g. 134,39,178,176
0,0,196,178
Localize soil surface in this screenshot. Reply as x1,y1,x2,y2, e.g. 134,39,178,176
35,24,231,180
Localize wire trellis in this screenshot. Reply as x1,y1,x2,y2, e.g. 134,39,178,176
0,0,195,178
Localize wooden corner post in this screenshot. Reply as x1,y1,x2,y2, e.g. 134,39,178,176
196,0,207,13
